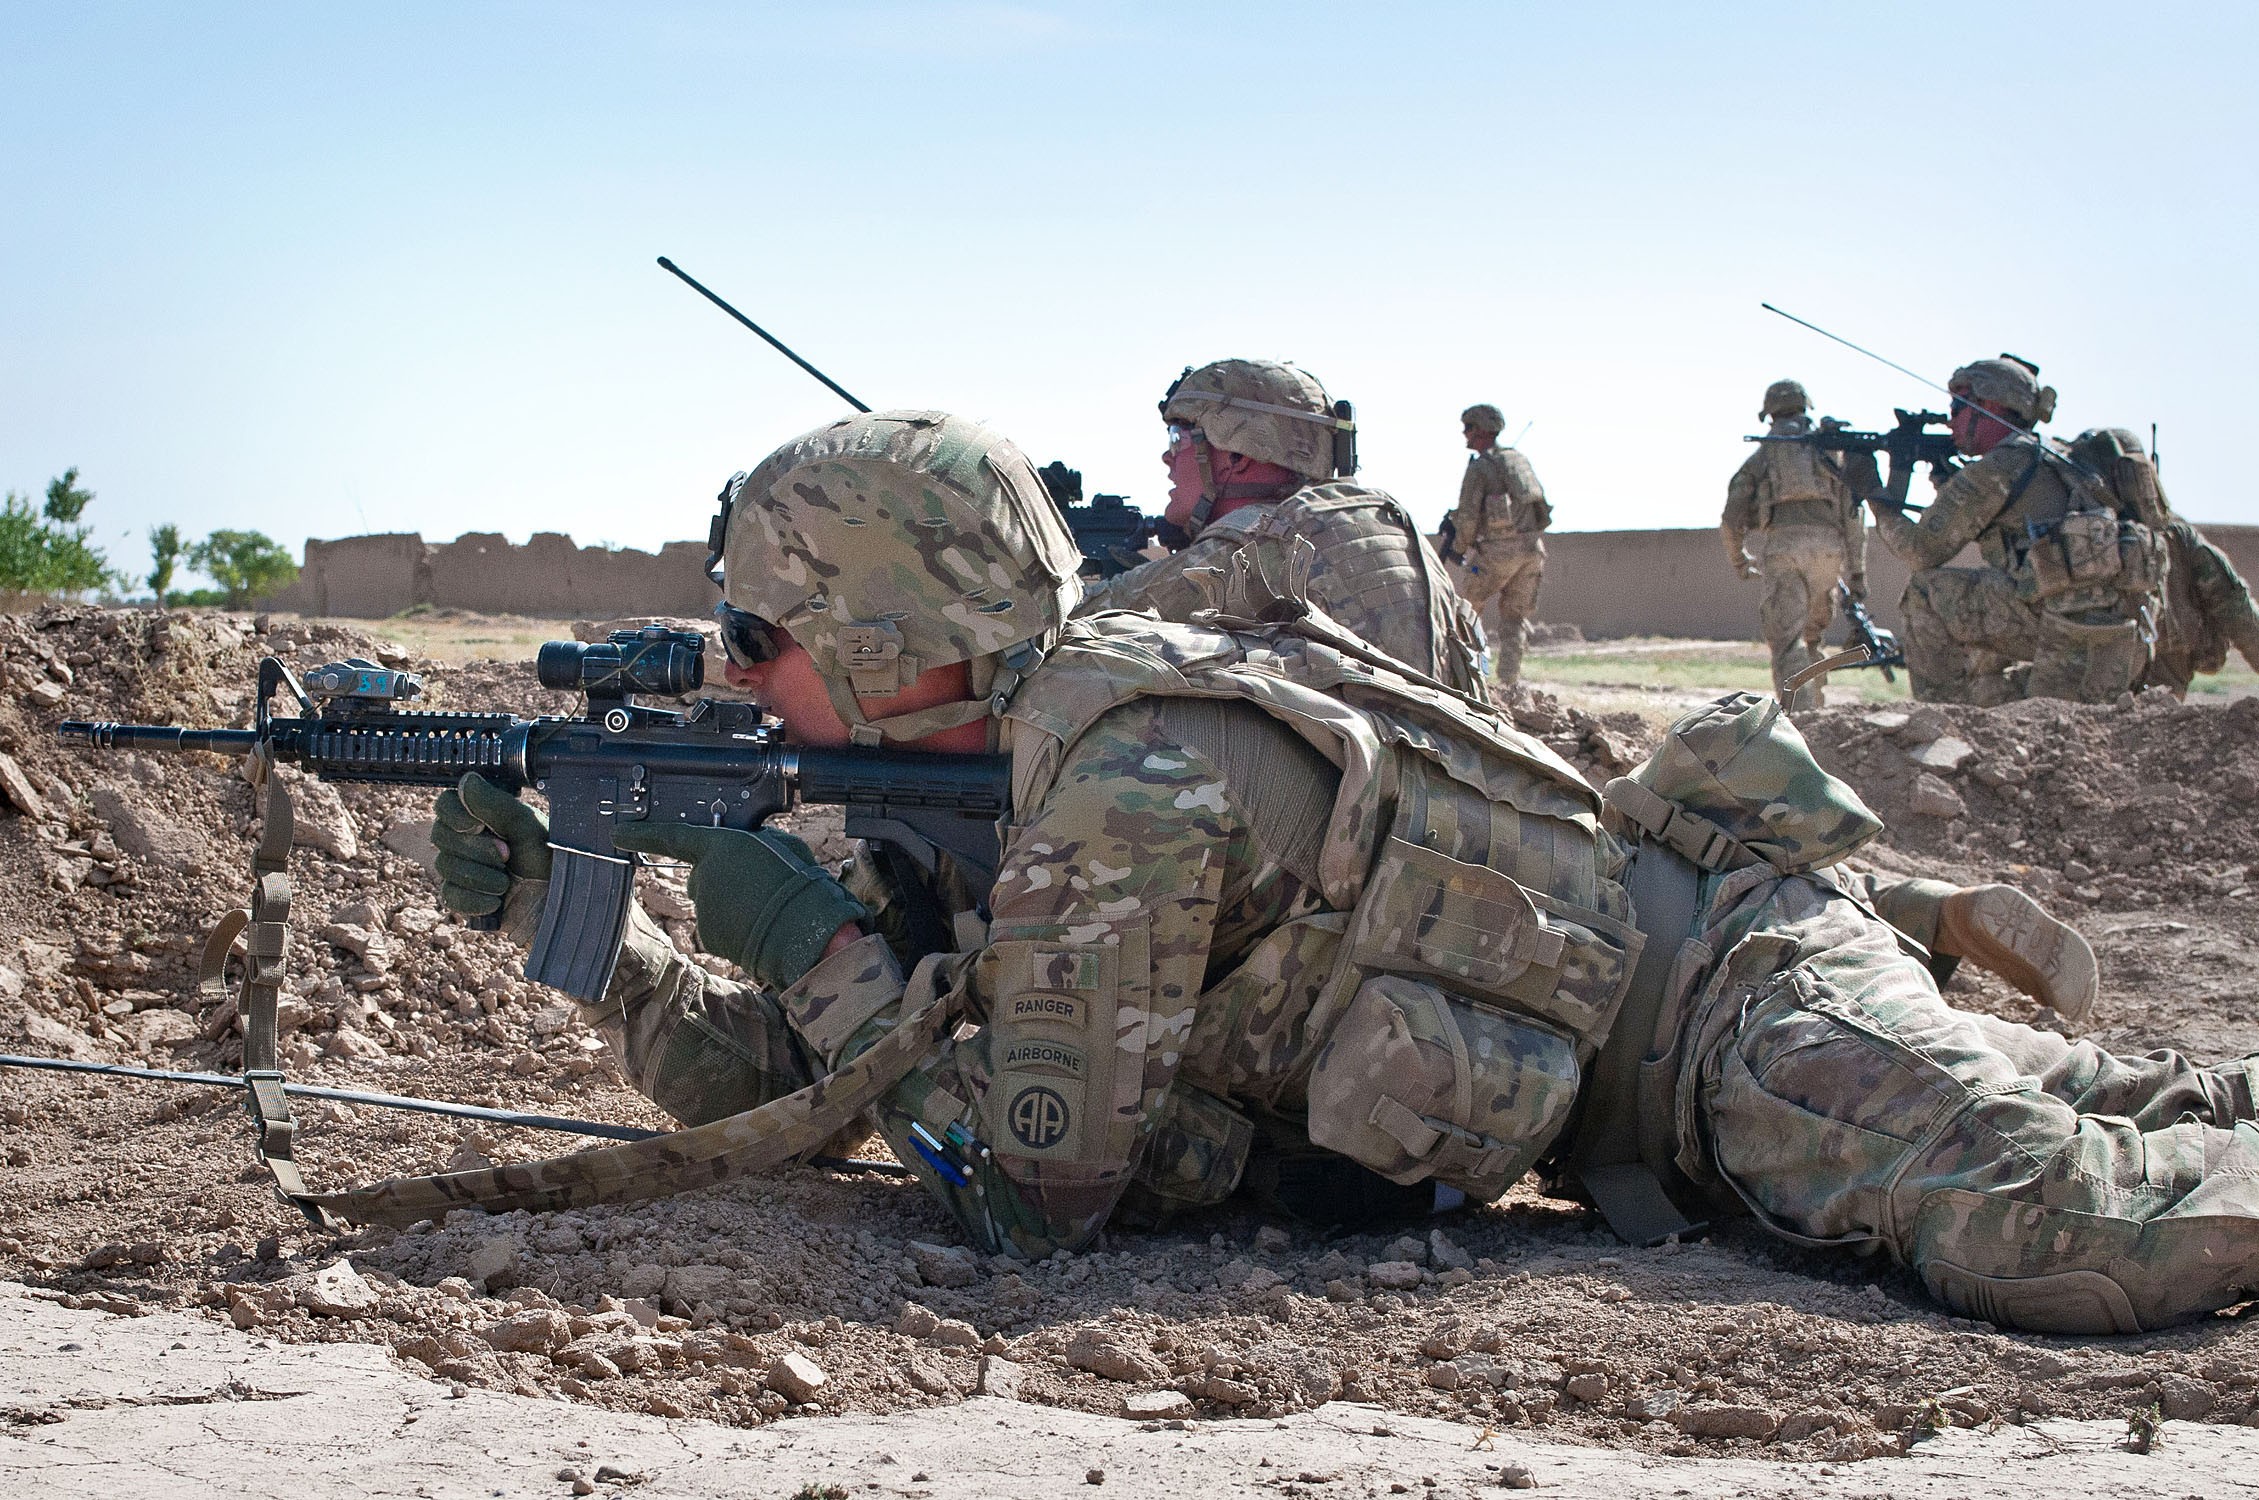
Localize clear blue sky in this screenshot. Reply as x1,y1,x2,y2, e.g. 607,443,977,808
4,2,2253,589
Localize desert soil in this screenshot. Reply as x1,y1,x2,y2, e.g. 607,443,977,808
2,606,2256,1490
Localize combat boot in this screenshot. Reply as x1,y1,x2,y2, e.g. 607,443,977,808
1937,884,2100,1024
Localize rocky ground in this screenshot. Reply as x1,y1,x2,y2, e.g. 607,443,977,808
2,606,2257,1488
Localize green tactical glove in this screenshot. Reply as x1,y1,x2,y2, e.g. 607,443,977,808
608,823,868,992
430,772,553,943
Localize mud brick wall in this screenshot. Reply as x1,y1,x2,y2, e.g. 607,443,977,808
261,523,2259,638
262,533,716,620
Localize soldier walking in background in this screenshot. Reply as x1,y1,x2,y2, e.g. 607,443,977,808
1721,379,1866,712
1442,404,1550,689
1077,359,1487,695
1870,356,2164,705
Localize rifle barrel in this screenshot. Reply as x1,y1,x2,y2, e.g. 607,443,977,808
59,721,261,754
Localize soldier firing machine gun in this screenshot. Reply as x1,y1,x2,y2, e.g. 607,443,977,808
1036,460,1165,578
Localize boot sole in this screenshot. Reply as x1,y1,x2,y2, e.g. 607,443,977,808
1946,885,2100,1025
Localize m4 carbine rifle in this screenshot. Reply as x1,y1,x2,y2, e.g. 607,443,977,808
1833,582,1903,681
60,627,1011,1003
1746,408,1960,511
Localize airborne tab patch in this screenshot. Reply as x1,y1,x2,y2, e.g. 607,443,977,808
1000,1038,1087,1078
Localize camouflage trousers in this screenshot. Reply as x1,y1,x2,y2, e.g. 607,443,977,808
1682,880,2259,1333
1752,525,1848,712
1452,535,1544,686
1901,565,2147,705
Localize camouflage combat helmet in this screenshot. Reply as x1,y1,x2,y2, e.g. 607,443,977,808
1161,360,1351,484
1949,354,2057,426
1613,691,1883,874
718,409,1082,745
1761,379,1809,419
1461,403,1505,435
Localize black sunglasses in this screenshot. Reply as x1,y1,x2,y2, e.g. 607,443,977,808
714,603,782,669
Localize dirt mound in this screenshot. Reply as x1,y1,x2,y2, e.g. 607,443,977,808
1497,683,1656,787
3,608,2258,1467
1798,691,2259,911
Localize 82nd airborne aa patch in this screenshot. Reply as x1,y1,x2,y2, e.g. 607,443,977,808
1007,1084,1073,1151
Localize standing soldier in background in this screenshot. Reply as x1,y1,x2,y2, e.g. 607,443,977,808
1442,403,1550,689
1871,356,2164,705
1077,359,1487,695
1721,379,1867,712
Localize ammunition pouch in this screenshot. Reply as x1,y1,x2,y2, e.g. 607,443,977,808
1307,974,1580,1194
1301,757,1639,1203
2017,511,2160,618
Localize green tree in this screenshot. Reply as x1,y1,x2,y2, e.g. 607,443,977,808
0,468,111,598
147,523,184,599
186,529,298,606
43,467,94,524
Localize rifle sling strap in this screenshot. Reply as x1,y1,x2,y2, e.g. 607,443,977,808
199,761,343,1230
302,967,964,1227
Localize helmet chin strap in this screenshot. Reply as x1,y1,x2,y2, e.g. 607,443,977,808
1182,438,1300,541
819,636,1052,748
1185,436,1219,537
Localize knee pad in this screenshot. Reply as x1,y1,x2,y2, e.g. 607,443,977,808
1914,1186,2259,1333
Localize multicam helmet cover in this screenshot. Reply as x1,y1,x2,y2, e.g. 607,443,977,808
719,409,1082,742
1460,403,1505,434
1160,359,1344,482
1949,354,2057,426
1761,379,1809,419
1628,691,1884,872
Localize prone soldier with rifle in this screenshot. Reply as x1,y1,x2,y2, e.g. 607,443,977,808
61,408,2178,1344
403,404,2243,1336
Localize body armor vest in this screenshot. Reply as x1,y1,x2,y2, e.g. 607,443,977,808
1003,611,1641,1202
1753,440,1848,533
1226,484,1485,695
1978,436,2163,620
